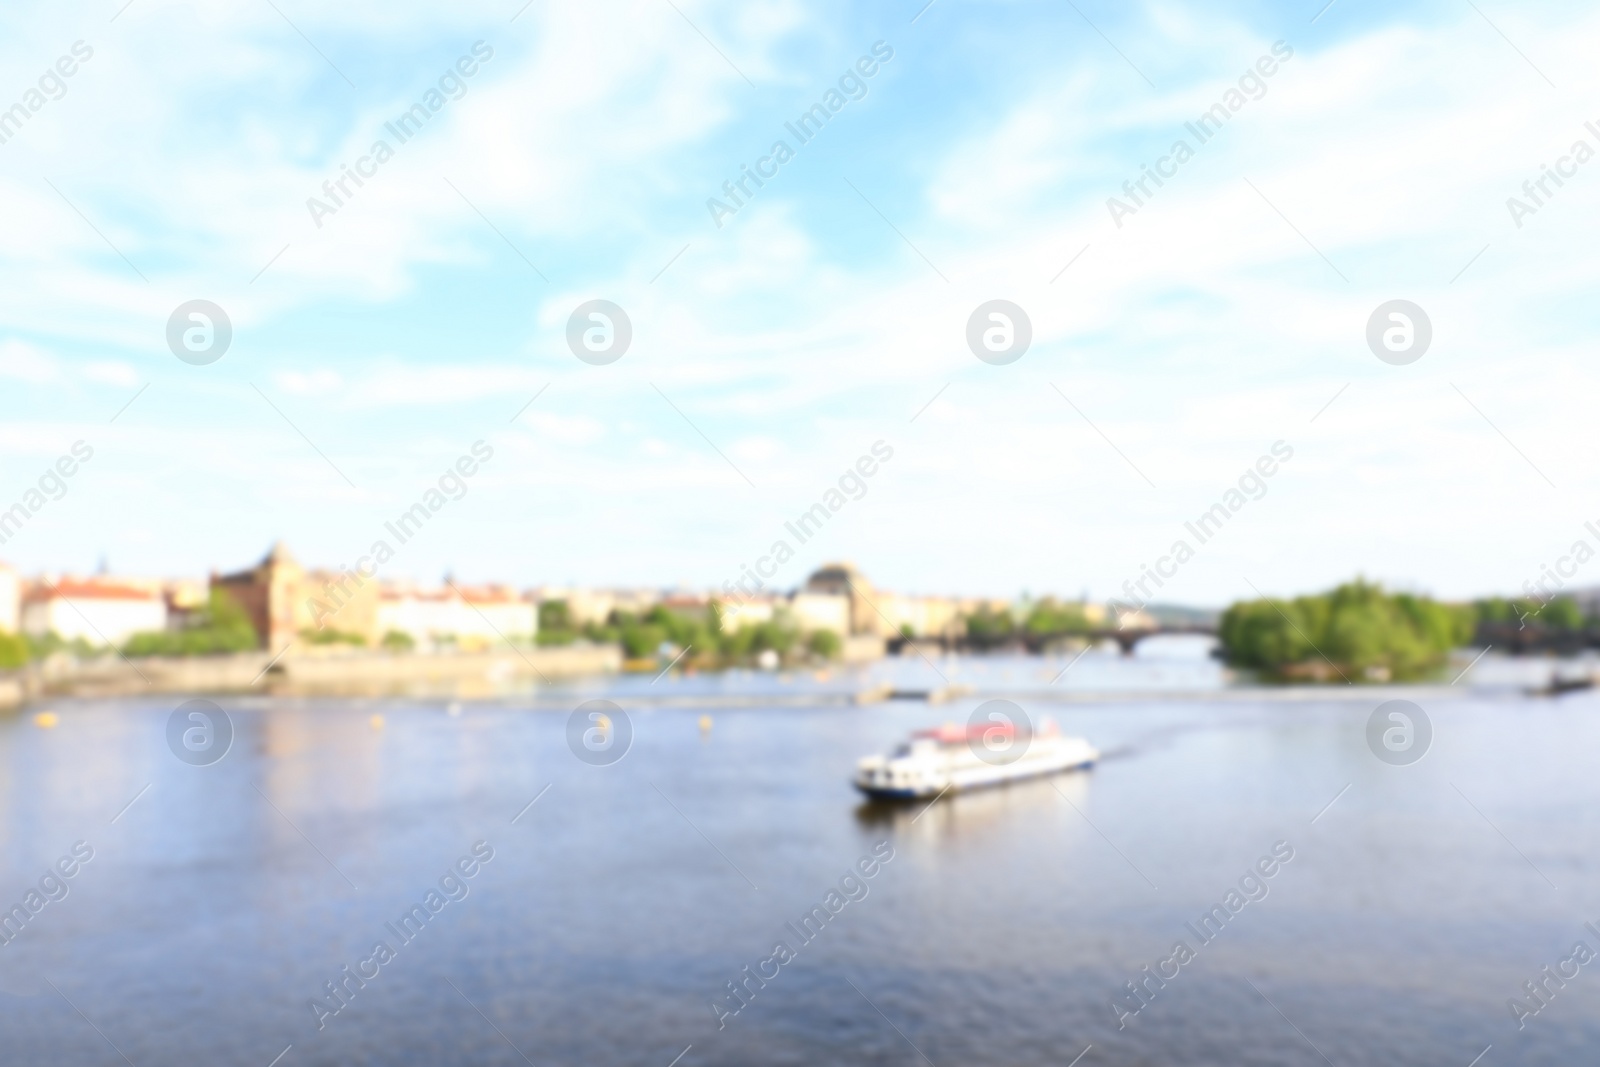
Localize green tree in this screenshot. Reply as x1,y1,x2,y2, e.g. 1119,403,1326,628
1220,579,1470,681
0,630,28,670
750,621,796,655
1539,596,1584,630
966,607,1014,650
619,621,667,659
25,632,97,660
381,630,416,651
538,600,572,632
1473,595,1583,631
300,628,367,647
123,588,260,657
807,629,842,659
1024,599,1093,638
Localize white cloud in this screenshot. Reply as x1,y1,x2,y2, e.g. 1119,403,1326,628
84,361,139,388
1,0,1596,600
274,369,344,396
731,435,781,462
0,340,58,383
524,411,606,445
0,341,136,390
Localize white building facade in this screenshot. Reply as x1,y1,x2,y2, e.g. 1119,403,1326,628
0,565,18,634
21,581,167,646
377,587,536,648
788,592,850,636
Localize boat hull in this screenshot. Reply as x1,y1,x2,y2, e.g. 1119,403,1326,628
853,756,1097,799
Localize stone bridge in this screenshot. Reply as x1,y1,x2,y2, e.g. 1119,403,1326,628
890,623,1219,656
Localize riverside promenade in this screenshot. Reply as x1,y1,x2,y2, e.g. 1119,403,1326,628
0,644,621,709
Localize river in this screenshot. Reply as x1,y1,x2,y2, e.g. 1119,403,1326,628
0,642,1596,1065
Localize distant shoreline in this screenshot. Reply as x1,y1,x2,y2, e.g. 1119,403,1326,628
0,644,621,710
0,639,1572,713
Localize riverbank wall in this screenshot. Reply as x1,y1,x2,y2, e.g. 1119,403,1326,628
0,644,622,709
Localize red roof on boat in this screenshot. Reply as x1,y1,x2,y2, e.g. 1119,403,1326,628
912,720,1057,744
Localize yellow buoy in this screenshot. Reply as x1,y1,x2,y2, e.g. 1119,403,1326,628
698,714,712,732
33,711,58,729
369,714,385,731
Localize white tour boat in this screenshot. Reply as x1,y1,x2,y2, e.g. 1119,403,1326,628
854,720,1099,799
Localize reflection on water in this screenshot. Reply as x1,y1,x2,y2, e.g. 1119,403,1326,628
2,651,1599,1065
854,766,1092,839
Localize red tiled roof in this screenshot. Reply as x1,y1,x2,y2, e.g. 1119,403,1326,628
460,588,519,605
26,581,160,603
381,590,454,603
379,587,520,605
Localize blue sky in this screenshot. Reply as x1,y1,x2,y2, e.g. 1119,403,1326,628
1,0,1597,606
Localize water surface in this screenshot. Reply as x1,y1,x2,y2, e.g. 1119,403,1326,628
1,649,1596,1066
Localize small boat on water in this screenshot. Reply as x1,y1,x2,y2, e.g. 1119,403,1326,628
1529,673,1597,696
853,720,1099,799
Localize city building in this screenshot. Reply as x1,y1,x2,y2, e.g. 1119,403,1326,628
659,592,710,622
789,591,850,636
377,585,535,649
878,594,965,640
161,578,210,631
21,579,167,646
456,586,537,645
212,542,303,650
717,594,777,631
0,563,17,634
213,542,379,649
1114,606,1156,631
804,562,883,635
530,586,660,628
